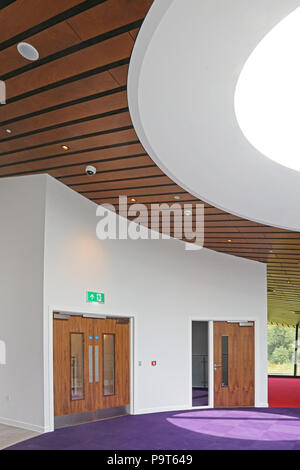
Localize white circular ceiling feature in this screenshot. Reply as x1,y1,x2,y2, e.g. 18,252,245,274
128,0,300,232
235,7,300,172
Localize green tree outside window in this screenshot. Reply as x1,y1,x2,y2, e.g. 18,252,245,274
268,325,295,375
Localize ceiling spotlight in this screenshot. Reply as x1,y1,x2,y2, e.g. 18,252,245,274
17,42,39,61
5,129,12,134
61,145,69,151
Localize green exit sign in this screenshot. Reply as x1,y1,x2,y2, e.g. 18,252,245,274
86,291,105,303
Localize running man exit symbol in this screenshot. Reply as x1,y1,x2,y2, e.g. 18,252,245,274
86,291,105,303
151,361,157,366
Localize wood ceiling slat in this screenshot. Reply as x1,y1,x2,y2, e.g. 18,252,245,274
94,194,199,204
235,226,287,233
2,18,145,82
1,0,126,60
197,234,285,240
113,205,263,218
4,32,134,98
57,165,162,183
67,0,153,41
107,63,129,86
206,243,273,250
204,221,274,228
7,59,129,103
2,68,126,121
122,214,270,227
0,0,83,43
0,150,148,179
0,89,128,136
269,275,300,281
2,87,124,128
54,167,160,183
0,1,17,11
0,113,135,153
0,22,81,76
83,185,183,199
0,113,134,159
268,268,300,273
74,176,175,193
129,29,140,41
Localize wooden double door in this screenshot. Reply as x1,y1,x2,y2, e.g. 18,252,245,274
53,315,130,417
214,321,254,407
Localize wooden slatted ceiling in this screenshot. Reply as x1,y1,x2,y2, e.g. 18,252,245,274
0,0,299,325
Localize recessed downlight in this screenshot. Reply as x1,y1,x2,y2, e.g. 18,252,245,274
5,129,11,134
227,239,232,243
131,198,136,202
17,42,39,61
184,210,192,216
174,195,181,200
61,145,69,151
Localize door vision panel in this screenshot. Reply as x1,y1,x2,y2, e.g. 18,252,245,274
214,321,254,407
53,316,130,417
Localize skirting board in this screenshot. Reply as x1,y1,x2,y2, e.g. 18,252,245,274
135,403,269,415
0,416,47,433
134,405,194,415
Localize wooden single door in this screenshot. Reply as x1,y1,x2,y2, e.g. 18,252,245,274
53,315,130,417
92,318,130,411
214,321,254,407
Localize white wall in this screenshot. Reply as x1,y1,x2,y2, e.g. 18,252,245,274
0,175,47,432
0,175,267,432
43,175,268,430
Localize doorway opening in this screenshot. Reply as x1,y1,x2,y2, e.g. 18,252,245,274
192,321,209,406
53,313,130,428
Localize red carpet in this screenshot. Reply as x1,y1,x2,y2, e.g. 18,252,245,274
269,377,300,407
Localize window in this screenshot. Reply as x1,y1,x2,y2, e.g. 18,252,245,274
70,333,84,400
103,334,115,396
268,324,295,375
221,336,228,387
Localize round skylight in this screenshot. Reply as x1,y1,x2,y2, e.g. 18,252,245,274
235,7,300,172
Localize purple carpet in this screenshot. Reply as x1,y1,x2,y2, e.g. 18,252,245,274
7,408,300,450
192,388,208,406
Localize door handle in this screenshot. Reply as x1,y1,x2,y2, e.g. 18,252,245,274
214,363,222,371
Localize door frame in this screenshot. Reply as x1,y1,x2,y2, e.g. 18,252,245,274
45,305,135,433
188,317,258,410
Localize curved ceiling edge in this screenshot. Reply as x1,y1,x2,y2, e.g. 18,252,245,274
128,0,300,232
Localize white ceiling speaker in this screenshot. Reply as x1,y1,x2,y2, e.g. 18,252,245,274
17,42,39,61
